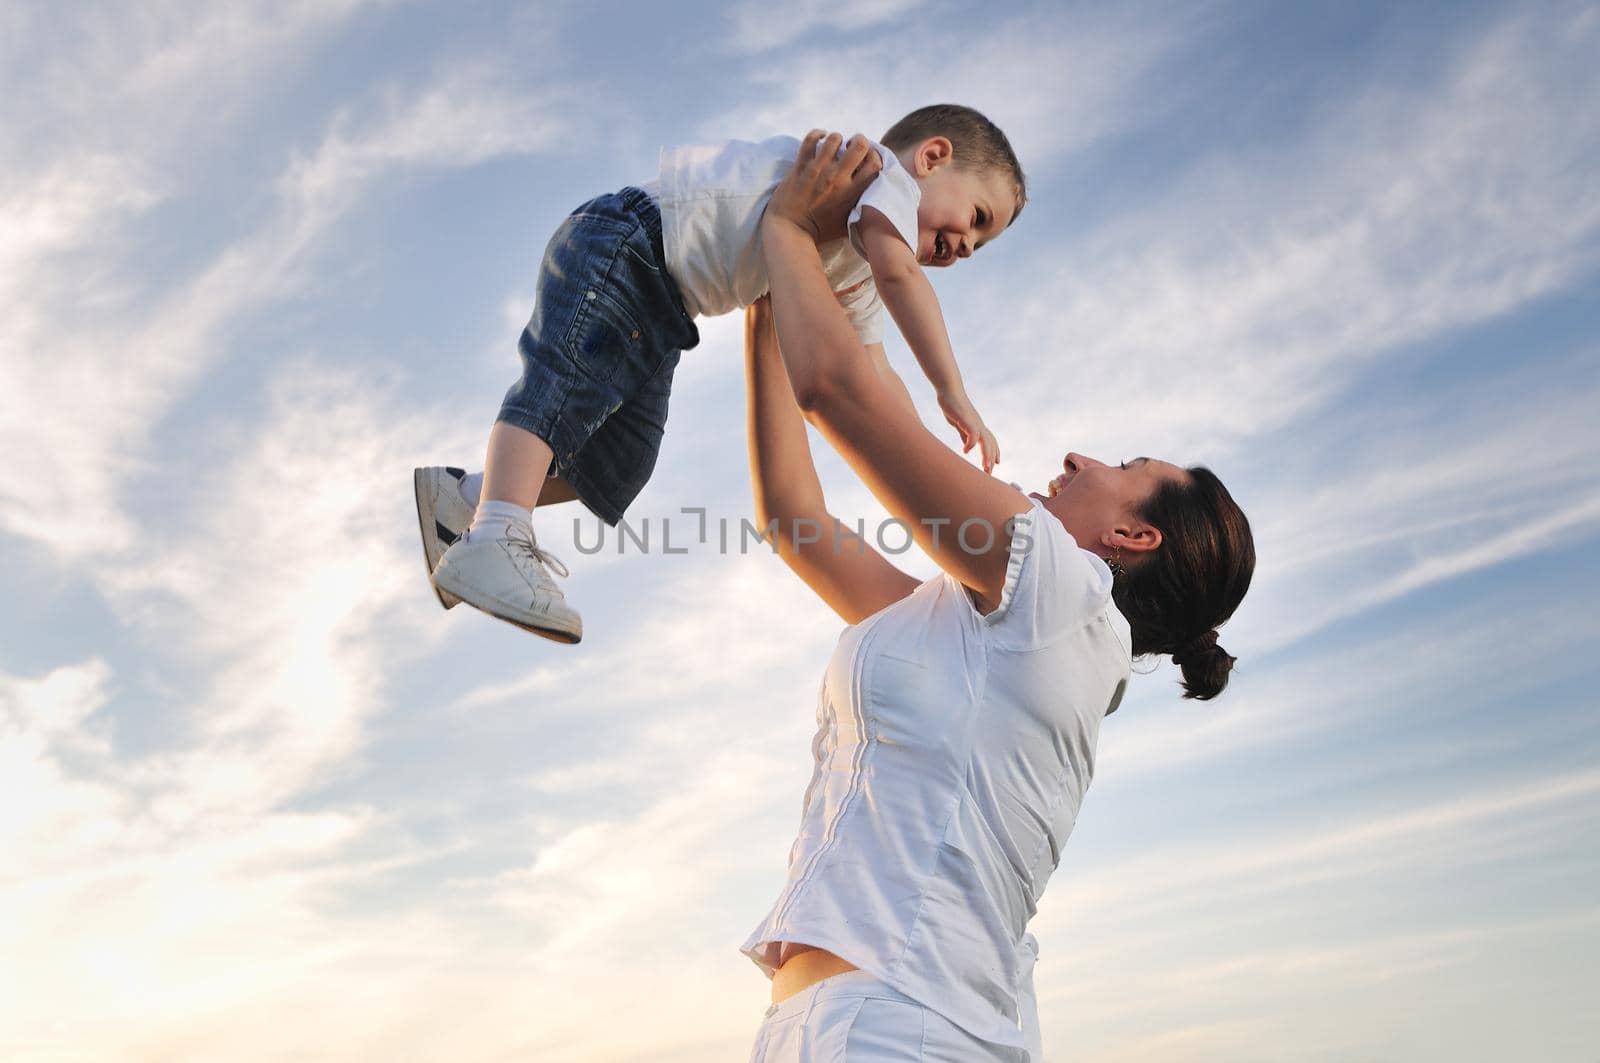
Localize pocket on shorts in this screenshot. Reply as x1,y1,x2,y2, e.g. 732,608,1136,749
554,216,646,385
619,223,666,274
838,996,926,1061
748,1002,807,1063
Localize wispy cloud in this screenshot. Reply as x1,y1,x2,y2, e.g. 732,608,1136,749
278,69,570,219
1230,359,1600,653
0,361,485,1055
981,6,1600,471
1047,909,1600,1062
1101,587,1600,778
1027,771,1600,1060
722,0,929,54
0,1,384,155
1067,767,1600,917
703,4,1187,165
5,4,1599,1061
99,364,470,812
1,50,569,557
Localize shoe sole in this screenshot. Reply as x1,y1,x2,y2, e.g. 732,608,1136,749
494,613,583,645
413,467,463,610
431,566,584,645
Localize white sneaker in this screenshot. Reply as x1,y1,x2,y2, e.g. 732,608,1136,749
431,522,583,644
413,466,475,609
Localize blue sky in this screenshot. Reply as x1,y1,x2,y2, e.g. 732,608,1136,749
3,1,1598,1059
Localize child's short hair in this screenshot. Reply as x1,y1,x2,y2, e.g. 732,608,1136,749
881,104,1027,223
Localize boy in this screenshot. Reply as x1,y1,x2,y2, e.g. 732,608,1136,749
420,105,1027,642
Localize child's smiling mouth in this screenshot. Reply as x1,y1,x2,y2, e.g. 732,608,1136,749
932,233,952,264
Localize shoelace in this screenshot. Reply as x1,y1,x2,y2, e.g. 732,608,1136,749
504,523,571,580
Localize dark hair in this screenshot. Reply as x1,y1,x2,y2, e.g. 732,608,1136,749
881,104,1027,223
1111,467,1255,700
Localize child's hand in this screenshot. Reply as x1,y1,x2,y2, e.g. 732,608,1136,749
938,390,1001,473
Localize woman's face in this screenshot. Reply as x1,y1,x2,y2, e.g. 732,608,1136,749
1036,453,1187,558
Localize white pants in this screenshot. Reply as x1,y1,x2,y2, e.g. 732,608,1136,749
748,971,1027,1063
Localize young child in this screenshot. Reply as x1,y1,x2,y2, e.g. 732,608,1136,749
418,104,1027,642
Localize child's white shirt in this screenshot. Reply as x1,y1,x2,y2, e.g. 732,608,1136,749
652,136,921,343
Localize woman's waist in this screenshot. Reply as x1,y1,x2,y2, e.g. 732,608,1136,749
762,940,1031,1050
754,877,1031,1001
771,944,858,1004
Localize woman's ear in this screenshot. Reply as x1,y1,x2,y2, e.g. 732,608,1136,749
915,136,954,176
1108,519,1162,558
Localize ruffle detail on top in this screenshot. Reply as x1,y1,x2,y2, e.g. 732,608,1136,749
983,504,1037,627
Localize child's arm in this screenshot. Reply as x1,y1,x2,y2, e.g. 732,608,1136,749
864,342,921,422
856,211,1001,472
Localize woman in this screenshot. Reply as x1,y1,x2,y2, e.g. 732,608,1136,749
740,133,1255,1062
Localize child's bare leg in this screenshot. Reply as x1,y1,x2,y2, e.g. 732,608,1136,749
481,421,555,509
456,467,578,509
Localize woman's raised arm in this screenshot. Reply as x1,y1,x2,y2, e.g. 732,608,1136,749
745,298,919,624
760,132,1031,613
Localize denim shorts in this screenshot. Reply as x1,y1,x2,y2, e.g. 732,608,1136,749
497,186,699,525
749,972,1027,1063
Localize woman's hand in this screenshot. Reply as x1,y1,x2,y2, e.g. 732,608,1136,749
765,130,883,245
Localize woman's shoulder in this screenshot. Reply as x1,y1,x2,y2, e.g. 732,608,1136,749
975,494,1117,646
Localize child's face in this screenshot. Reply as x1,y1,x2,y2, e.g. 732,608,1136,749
904,137,1018,268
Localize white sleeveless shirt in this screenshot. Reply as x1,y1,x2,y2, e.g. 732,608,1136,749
742,498,1132,1052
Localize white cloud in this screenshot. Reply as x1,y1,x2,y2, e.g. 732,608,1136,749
278,70,569,219
0,362,487,1056
0,55,569,558
1226,361,1600,654
5,5,1600,1061
0,2,383,155
96,363,473,814
0,661,123,877
979,7,1600,476
0,335,836,1057
119,0,384,106
1070,767,1600,916
1026,771,1600,1060
1100,586,1600,780
723,0,929,53
702,5,1185,165
1043,910,1600,1062
0,653,385,1052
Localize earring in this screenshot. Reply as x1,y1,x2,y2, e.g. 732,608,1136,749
1108,545,1124,577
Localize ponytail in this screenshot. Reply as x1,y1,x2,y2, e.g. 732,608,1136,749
1110,468,1254,701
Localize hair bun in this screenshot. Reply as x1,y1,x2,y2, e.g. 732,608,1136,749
1174,629,1218,664
1174,629,1234,701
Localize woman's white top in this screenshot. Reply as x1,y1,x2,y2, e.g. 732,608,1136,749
742,497,1133,1052
654,135,921,343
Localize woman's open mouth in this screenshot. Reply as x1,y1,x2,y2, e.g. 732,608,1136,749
933,234,950,263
